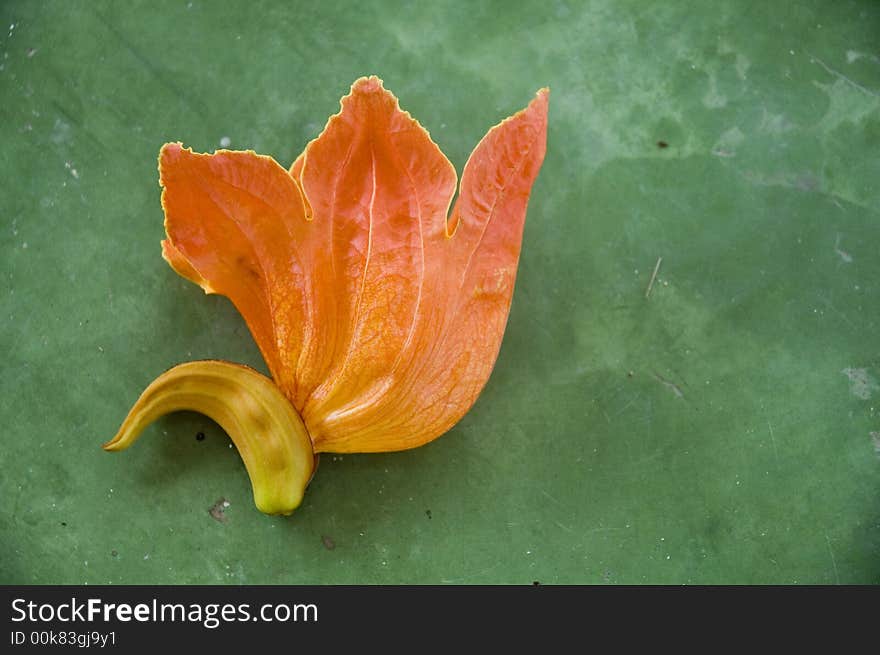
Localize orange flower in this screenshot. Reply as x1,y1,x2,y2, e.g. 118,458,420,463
106,76,548,514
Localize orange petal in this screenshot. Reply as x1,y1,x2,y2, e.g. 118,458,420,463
159,143,311,400
306,86,549,452
161,238,213,292
294,77,458,443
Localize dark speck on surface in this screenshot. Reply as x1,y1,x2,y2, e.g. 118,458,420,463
321,535,336,550
209,498,230,523
532,580,540,586
657,140,669,149
60,522,67,527
196,431,206,442
425,509,432,519
111,549,118,557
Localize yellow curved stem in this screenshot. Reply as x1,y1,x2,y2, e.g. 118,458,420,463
103,360,316,516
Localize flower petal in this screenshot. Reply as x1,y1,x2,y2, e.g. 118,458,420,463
159,144,311,399
294,77,458,441
309,88,549,452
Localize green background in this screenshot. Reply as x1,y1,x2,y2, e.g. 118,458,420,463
2,0,878,584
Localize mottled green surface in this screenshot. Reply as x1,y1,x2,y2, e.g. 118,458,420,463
2,0,879,584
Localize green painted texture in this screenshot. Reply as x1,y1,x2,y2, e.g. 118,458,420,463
1,0,878,584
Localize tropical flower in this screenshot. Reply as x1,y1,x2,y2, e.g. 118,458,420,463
105,76,548,514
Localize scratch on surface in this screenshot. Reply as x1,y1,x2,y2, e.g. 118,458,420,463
49,100,113,152
645,257,662,298
554,520,574,534
743,169,820,192
540,489,562,507
824,533,840,585
631,451,663,469
611,395,639,418
653,372,684,398
93,11,210,116
809,54,880,97
767,421,779,463
834,234,853,263
585,526,628,535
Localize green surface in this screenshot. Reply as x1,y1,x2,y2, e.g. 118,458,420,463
2,0,879,584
